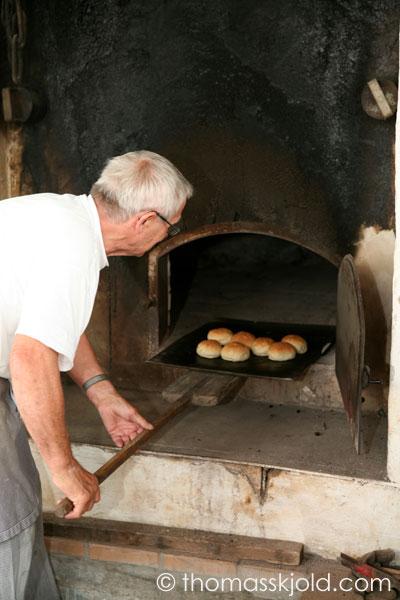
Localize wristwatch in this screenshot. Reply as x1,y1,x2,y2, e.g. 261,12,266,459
82,374,110,392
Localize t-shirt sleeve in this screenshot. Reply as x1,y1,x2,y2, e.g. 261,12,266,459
15,259,98,372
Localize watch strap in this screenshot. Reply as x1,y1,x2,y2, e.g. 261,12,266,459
82,374,110,392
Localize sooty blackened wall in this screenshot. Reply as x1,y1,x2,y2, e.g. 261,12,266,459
17,0,398,389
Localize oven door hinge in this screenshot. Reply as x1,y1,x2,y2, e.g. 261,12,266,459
362,365,382,389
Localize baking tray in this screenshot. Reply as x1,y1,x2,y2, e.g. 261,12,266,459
148,318,335,381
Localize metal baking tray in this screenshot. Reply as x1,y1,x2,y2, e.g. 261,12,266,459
148,318,335,380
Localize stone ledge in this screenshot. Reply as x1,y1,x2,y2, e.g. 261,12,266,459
45,538,362,600
161,550,237,576
44,516,365,600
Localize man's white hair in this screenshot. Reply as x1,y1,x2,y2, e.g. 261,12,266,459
91,150,193,222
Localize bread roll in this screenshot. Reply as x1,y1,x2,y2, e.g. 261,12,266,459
207,327,233,345
252,337,275,356
231,331,256,348
281,335,307,354
196,340,222,359
268,342,296,361
221,342,250,362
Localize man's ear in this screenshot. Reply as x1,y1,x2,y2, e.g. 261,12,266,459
126,211,156,233
136,211,157,228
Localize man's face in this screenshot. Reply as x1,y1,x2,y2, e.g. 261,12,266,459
126,201,186,256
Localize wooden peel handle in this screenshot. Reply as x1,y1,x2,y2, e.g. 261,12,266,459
54,394,192,518
55,497,74,518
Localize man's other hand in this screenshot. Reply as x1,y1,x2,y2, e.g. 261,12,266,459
53,459,100,519
95,392,154,447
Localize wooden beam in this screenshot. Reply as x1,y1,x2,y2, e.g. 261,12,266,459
0,122,25,200
162,371,207,403
367,79,394,119
44,514,303,566
192,374,246,406
162,371,246,407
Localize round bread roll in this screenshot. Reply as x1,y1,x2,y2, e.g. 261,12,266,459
231,331,256,348
268,342,296,361
252,337,275,356
221,342,250,362
281,335,307,354
196,340,222,359
207,327,233,345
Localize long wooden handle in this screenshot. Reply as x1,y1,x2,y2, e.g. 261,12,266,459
55,394,192,518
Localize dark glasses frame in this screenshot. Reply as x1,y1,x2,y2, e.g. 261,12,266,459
155,211,182,238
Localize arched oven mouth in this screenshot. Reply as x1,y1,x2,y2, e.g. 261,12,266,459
146,222,372,453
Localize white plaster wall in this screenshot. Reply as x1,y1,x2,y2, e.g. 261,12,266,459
388,35,400,483
34,443,400,560
355,226,395,363
355,227,395,414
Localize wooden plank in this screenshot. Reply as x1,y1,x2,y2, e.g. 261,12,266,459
44,514,303,566
162,371,207,403
192,374,246,406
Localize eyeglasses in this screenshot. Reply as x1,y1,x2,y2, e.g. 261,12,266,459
155,211,182,238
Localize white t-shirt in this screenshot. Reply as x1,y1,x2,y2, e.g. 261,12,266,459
0,193,108,379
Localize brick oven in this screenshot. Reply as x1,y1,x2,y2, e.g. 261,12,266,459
1,0,399,569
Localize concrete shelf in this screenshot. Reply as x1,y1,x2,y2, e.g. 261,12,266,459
64,384,387,481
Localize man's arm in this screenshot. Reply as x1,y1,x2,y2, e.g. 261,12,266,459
9,334,100,519
68,334,153,447
67,333,115,405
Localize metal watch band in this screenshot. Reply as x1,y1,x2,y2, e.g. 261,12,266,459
82,374,110,392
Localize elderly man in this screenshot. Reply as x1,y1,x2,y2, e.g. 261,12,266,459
0,150,192,599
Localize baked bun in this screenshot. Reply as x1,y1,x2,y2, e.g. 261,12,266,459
252,337,275,356
196,340,222,359
231,331,256,348
268,342,296,361
221,342,250,362
207,327,233,345
281,335,307,354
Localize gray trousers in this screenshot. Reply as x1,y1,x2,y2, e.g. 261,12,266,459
0,515,60,600
0,378,60,599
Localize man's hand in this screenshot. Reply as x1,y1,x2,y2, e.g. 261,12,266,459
94,391,154,448
67,335,154,447
52,459,100,519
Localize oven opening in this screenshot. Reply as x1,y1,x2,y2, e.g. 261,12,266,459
168,233,337,344
147,229,387,474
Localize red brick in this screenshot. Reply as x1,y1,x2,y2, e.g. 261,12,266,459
161,551,237,576
237,560,306,580
45,536,85,557
89,543,160,567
